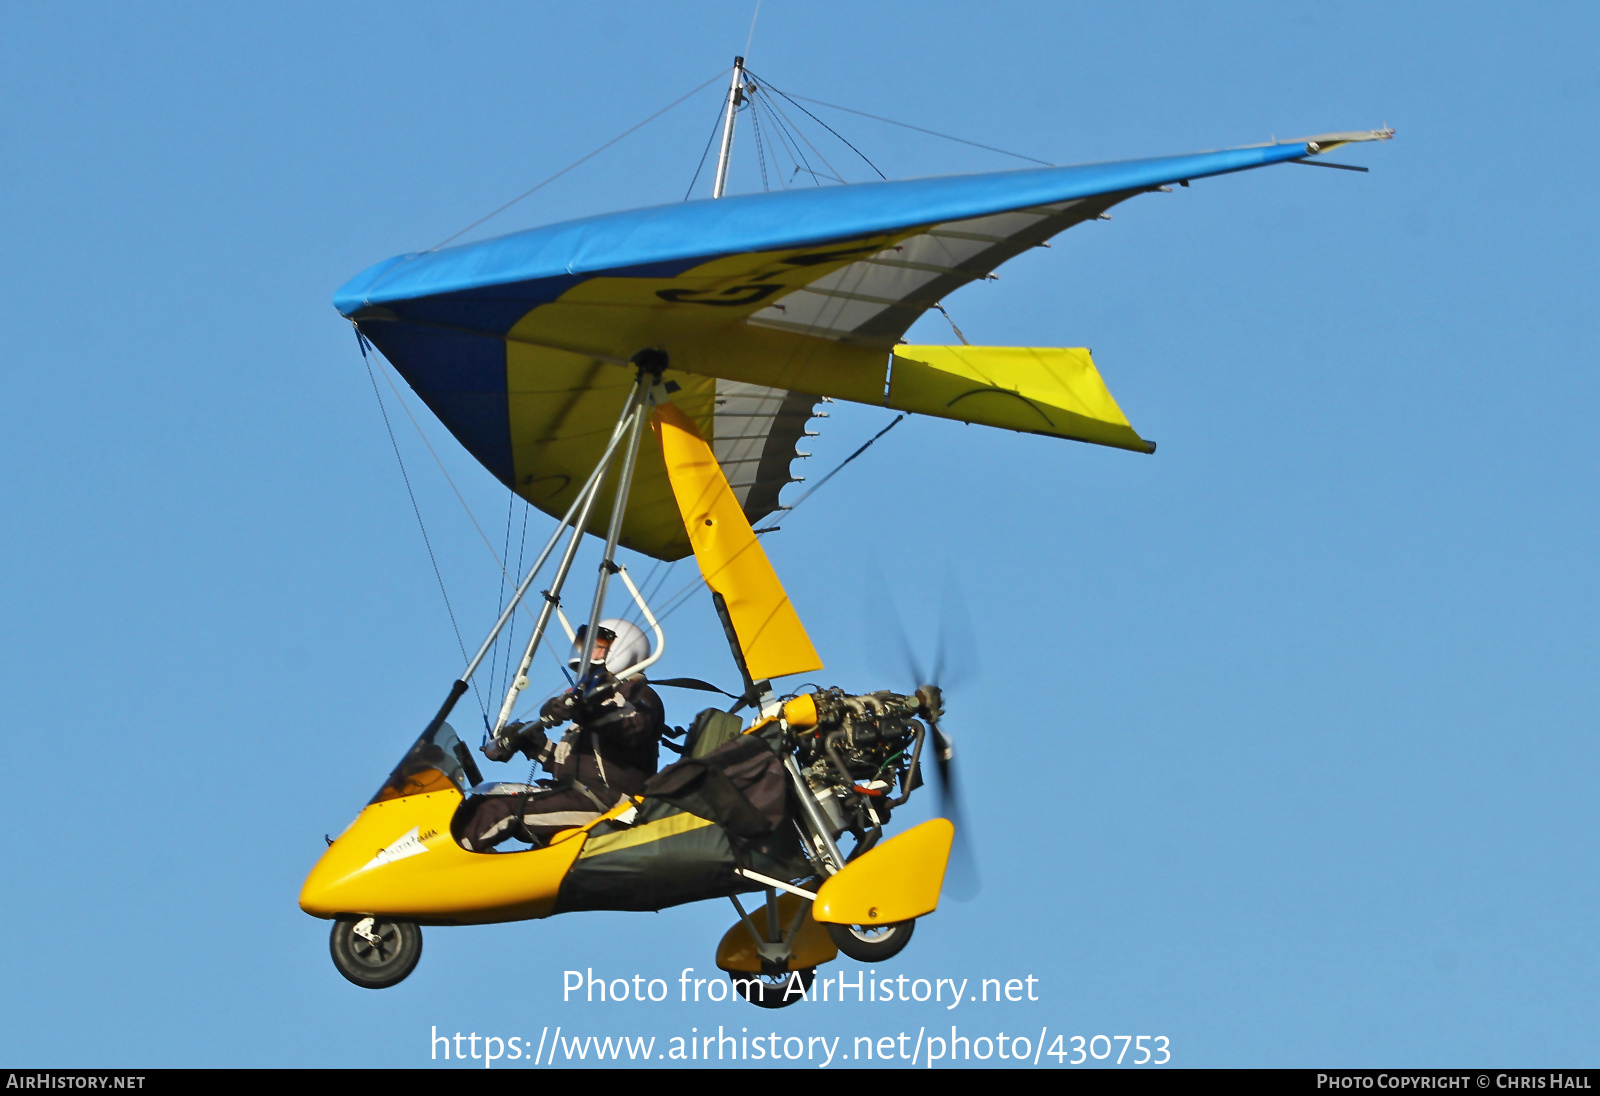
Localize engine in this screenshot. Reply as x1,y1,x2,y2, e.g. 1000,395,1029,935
785,685,942,842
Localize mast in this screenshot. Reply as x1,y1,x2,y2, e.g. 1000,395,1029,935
421,59,749,747
711,56,745,199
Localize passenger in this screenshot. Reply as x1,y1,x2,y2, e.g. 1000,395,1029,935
456,620,664,851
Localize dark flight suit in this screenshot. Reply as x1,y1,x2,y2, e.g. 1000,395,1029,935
459,671,664,851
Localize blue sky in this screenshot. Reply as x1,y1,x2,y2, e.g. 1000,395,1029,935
2,1,1596,1068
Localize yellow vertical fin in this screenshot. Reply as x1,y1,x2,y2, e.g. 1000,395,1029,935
653,402,823,681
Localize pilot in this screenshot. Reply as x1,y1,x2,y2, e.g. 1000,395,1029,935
456,620,665,851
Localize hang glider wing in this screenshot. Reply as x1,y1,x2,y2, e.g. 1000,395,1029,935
337,130,1390,560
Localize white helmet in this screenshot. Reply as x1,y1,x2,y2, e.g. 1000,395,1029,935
569,618,650,675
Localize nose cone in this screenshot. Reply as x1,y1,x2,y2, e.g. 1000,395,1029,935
299,837,362,918
299,817,398,918
298,784,590,926
298,790,462,918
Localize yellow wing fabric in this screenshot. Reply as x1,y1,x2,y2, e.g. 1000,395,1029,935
654,402,822,682
888,346,1154,453
505,342,822,561
501,338,1148,561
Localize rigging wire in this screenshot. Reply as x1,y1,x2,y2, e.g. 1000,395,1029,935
749,88,807,185
510,499,532,682
372,353,541,608
356,333,488,724
747,90,771,191
652,568,713,626
683,93,730,200
508,502,534,691
496,492,521,691
650,412,908,626
756,89,834,186
775,90,1054,167
665,74,910,627
773,414,905,523
660,77,911,624
745,71,887,181
749,84,853,186
791,165,844,185
428,67,731,252
755,88,827,189
366,342,577,706
490,493,516,699
641,556,680,615
932,301,972,345
750,96,796,187
742,0,762,59
491,495,535,702
504,500,570,695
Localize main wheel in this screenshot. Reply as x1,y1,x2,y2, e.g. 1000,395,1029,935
730,967,815,1009
329,916,422,989
824,918,915,962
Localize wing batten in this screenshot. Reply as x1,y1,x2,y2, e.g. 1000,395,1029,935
743,191,1129,346
711,381,820,522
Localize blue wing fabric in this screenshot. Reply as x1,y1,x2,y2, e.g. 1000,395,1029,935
335,142,1313,326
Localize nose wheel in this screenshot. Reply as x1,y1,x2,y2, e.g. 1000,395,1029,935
329,916,423,989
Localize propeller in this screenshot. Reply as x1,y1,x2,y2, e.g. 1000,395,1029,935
864,558,982,899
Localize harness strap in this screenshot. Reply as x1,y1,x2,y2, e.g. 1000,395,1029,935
569,779,612,813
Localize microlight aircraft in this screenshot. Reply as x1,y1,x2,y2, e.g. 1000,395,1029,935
300,58,1390,1004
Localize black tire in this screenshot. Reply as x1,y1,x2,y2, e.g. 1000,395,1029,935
824,918,915,963
329,916,423,989
730,967,815,1009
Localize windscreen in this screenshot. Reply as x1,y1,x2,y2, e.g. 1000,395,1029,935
370,722,477,804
